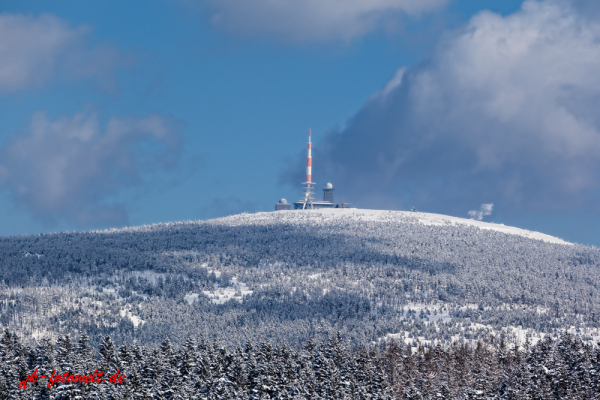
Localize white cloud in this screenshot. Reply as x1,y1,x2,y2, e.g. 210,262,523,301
0,13,125,92
468,203,493,221
295,0,600,214
201,0,449,42
0,111,180,226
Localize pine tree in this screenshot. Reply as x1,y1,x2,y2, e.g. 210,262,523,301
156,337,179,400
226,348,248,397
56,334,73,371
100,335,117,374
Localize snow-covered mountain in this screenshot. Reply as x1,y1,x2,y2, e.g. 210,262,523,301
0,209,597,349
221,209,570,244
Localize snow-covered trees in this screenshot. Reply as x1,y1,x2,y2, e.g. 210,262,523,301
0,210,599,350
4,329,600,399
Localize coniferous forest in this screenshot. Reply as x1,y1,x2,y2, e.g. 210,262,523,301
3,328,600,399
1,210,599,350
1,210,600,397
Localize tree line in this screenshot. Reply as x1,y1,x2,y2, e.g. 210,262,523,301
2,328,600,399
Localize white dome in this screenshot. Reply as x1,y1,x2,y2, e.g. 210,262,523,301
325,182,333,189
278,199,288,204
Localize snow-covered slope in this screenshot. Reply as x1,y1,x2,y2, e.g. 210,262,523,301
215,208,570,245
0,208,596,349
412,211,569,244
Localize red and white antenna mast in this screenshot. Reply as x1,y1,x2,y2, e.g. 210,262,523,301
301,129,315,209
306,128,312,183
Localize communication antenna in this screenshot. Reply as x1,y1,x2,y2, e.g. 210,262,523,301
301,129,315,209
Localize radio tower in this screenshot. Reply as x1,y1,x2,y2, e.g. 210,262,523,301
301,129,315,209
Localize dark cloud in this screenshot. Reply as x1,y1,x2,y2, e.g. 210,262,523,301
0,111,181,227
284,0,600,217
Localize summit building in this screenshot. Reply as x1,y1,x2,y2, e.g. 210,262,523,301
276,129,350,211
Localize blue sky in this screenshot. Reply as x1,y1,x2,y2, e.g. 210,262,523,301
0,0,599,247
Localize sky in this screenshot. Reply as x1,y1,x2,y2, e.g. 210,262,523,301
0,0,599,247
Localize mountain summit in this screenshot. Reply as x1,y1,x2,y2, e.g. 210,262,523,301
0,209,596,348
